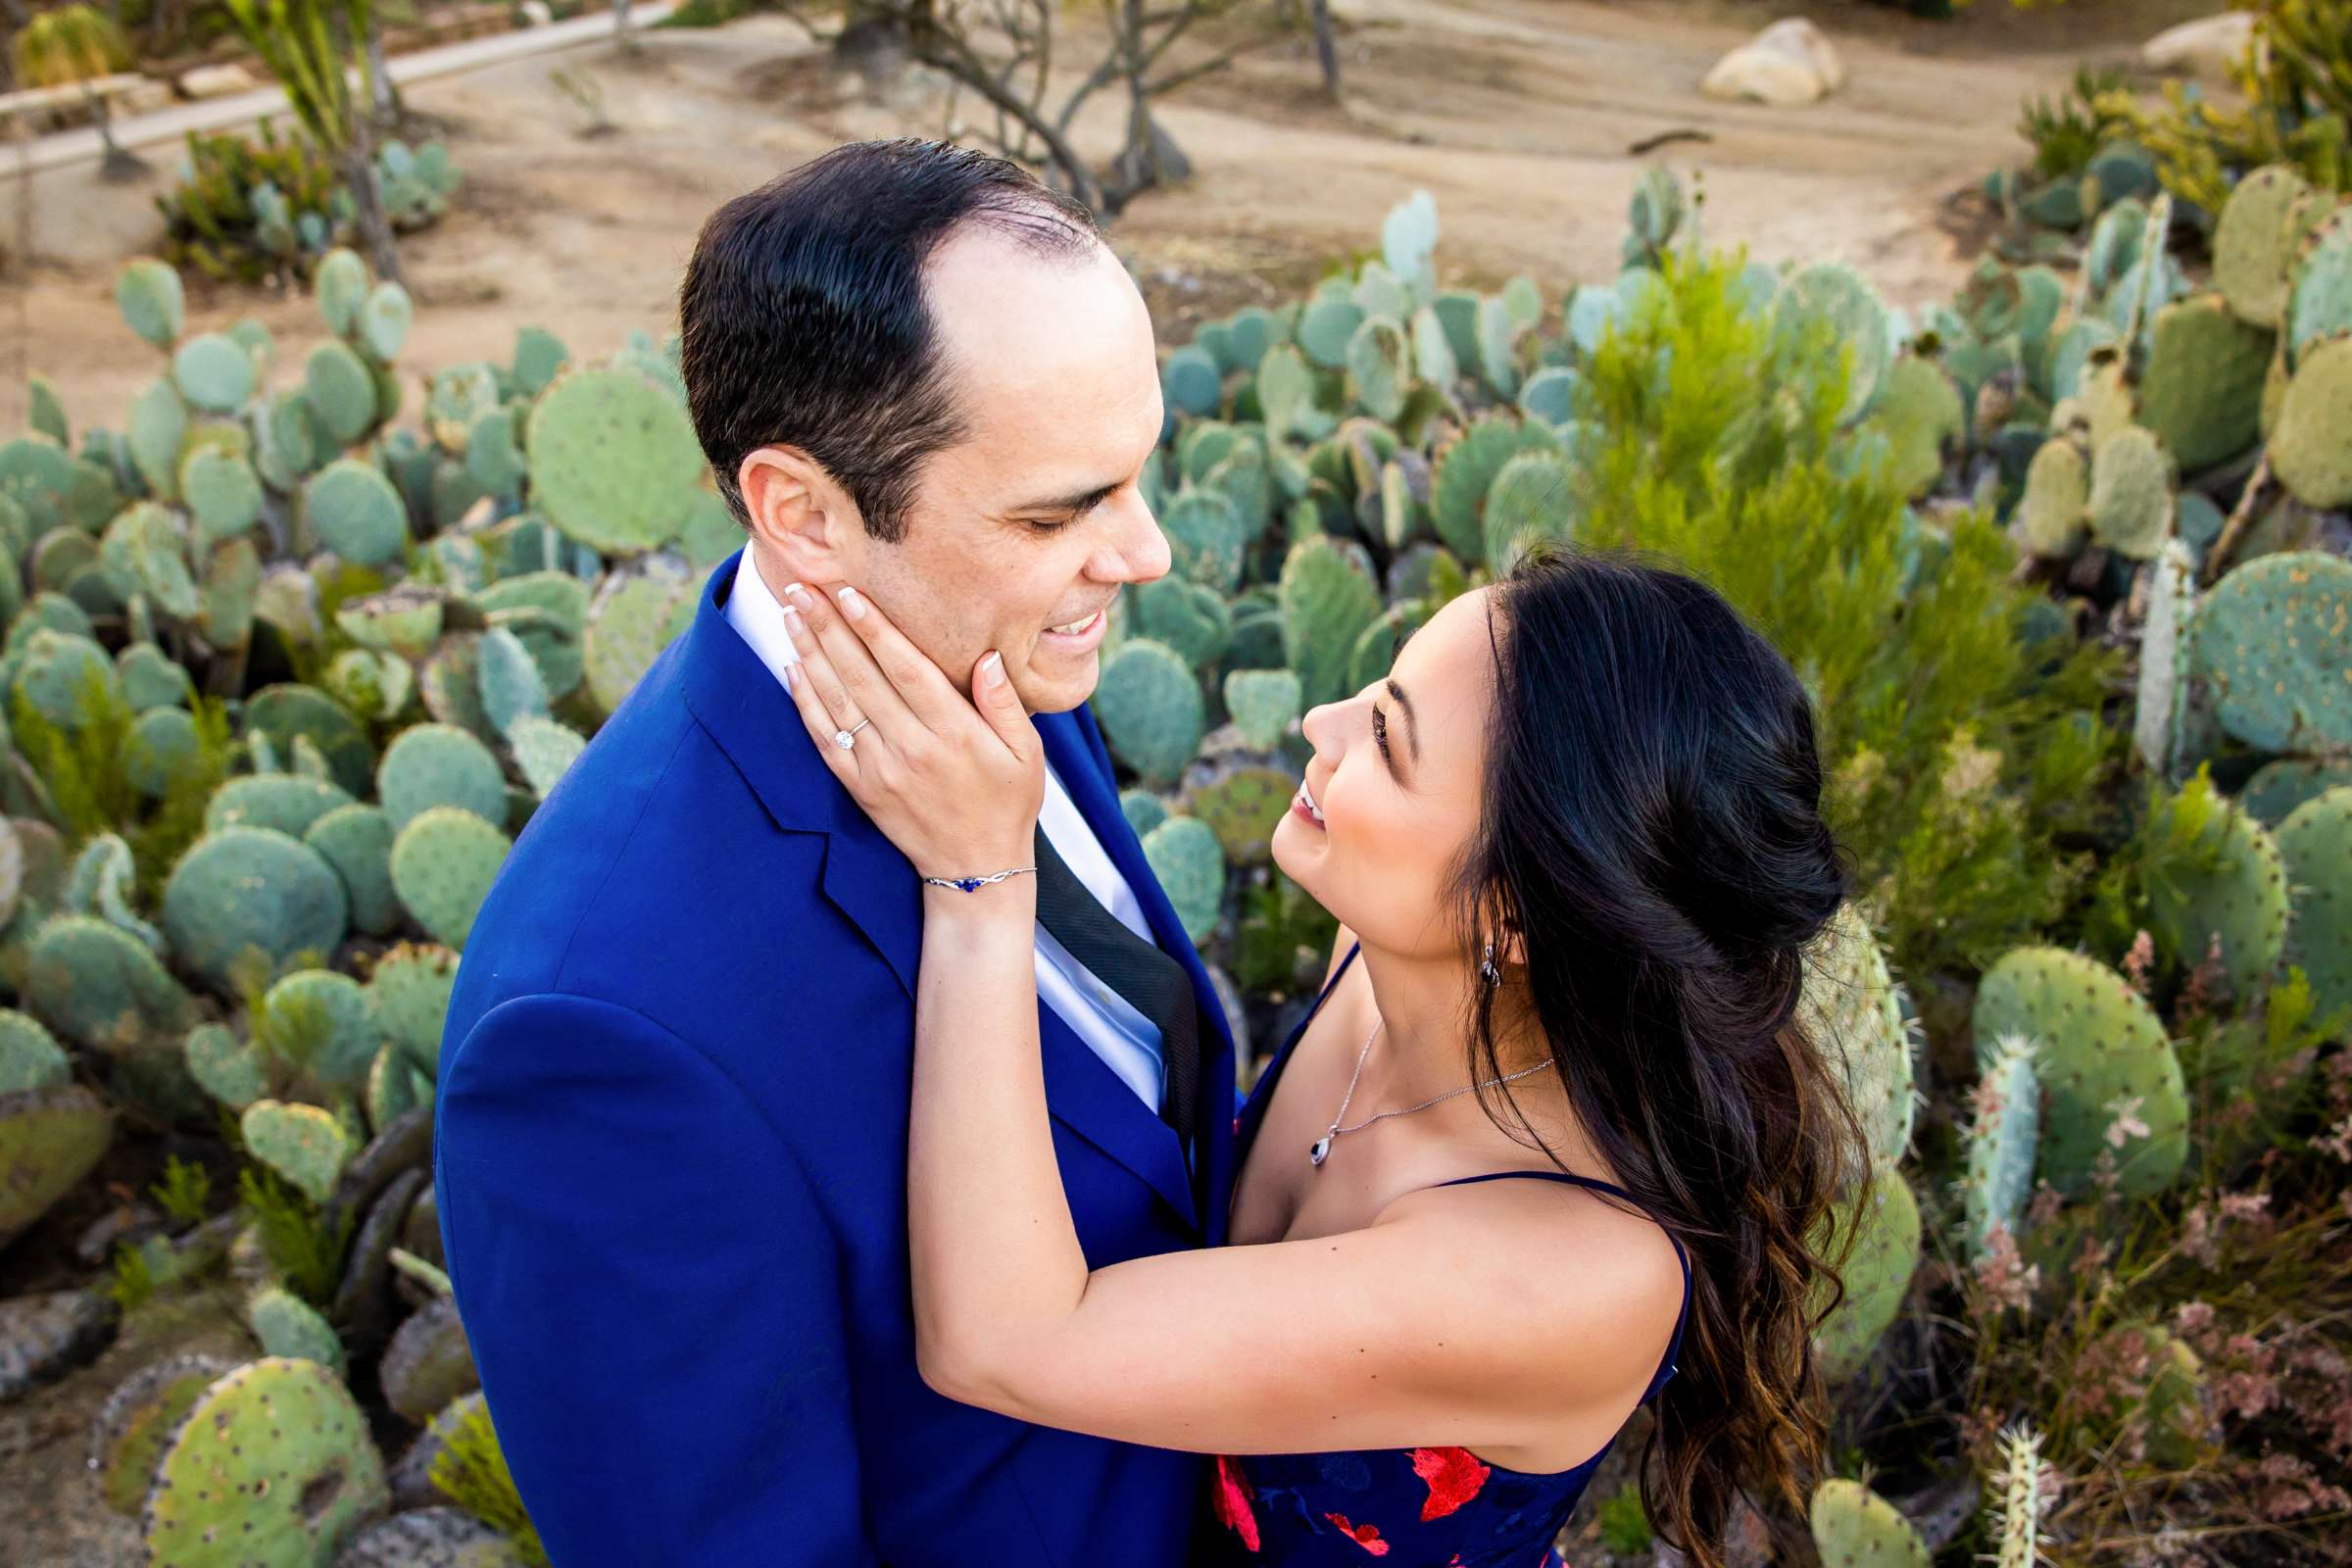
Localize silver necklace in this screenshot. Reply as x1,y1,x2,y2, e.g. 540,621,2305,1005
1310,1018,1557,1167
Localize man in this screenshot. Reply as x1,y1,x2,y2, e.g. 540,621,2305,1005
434,137,1240,1566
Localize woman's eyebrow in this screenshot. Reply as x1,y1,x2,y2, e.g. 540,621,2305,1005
1384,678,1420,762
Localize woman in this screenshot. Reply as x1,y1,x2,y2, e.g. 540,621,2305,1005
774,545,1868,1567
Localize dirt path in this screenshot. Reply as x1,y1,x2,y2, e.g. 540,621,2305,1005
0,0,2200,436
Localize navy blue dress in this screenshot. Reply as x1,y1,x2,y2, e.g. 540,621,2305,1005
1199,944,1690,1567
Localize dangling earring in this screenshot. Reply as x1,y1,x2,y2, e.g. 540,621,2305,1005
1480,941,1501,987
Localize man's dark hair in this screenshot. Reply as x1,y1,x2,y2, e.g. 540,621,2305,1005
679,137,1102,543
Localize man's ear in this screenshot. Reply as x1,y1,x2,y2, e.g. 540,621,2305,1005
738,444,857,584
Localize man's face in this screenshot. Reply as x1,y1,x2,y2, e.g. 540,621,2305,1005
836,228,1172,715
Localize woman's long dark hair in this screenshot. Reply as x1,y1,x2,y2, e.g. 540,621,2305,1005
1453,546,1868,1565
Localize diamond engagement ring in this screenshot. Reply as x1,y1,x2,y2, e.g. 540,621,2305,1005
833,718,872,750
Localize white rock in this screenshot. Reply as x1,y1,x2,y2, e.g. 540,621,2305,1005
177,62,261,100
1701,18,1844,108
519,0,554,24
2140,12,2256,78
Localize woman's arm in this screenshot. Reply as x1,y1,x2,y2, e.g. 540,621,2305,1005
775,582,1682,1459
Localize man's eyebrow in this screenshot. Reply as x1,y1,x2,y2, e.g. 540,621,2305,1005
1005,479,1123,515
1384,677,1420,762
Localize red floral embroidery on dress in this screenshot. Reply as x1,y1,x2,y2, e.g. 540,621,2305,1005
1408,1446,1492,1520
1211,1453,1260,1551
1322,1513,1391,1555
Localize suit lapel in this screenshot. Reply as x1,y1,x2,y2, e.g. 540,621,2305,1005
682,550,1202,1233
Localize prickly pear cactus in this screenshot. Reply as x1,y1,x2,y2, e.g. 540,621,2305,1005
1813,1165,1921,1383
2085,425,2173,560
1429,414,1560,567
1962,1033,2039,1258
377,723,509,833
1094,639,1204,788
2277,787,2352,1023
525,365,708,555
2269,333,2352,508
1793,904,1917,1184
162,829,351,990
1222,668,1302,752
2142,771,2290,1000
1278,536,1384,710
1972,947,2187,1199
87,1352,233,1519
2188,551,2352,756
2015,436,2088,559
2136,295,2271,473
389,807,512,950
245,1286,346,1374
1183,764,1294,869
141,1356,388,1566
1810,1477,1932,1568
1140,815,1225,946
0,1009,70,1094
2132,540,2197,775
0,1082,115,1249
367,943,460,1077
240,1099,352,1203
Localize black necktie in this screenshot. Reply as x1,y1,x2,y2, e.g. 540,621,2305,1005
1030,822,1201,1164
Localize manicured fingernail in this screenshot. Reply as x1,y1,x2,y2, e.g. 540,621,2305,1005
783,582,813,612
783,605,805,638
981,651,1004,689
836,585,865,619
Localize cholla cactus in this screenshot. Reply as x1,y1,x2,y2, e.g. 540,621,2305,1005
1984,1421,2053,1568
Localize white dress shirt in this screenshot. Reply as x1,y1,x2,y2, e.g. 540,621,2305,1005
723,551,1168,1113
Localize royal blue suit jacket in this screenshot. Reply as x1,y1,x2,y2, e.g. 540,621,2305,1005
434,548,1241,1567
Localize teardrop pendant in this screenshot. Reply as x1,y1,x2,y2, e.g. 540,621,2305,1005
1309,1135,1333,1166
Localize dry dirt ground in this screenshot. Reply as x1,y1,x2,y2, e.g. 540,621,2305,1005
0,1,2214,1561
0,0,2215,434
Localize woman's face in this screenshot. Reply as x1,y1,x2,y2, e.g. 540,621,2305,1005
1272,585,1500,963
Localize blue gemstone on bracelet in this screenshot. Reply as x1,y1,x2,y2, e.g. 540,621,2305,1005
956,877,982,892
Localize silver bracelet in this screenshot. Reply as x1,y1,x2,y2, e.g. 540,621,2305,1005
920,866,1037,894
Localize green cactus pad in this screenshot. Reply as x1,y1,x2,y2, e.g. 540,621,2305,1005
1347,599,1431,693
2213,167,2309,328
246,1285,345,1373
377,1296,477,1424
124,708,202,800
363,1041,421,1136
2277,787,2352,1024
1481,449,1580,571
1183,764,1294,869
2189,551,2352,755
1094,639,1203,787
114,642,188,713
1430,414,1560,565
334,583,447,662
14,627,122,729
115,260,184,350
305,805,399,938
1774,262,1891,424
2243,758,2352,825
1278,536,1384,709
141,1355,387,1564
162,828,350,989
24,913,195,1051
2269,333,2352,508
2136,296,2272,473
1963,1032,2040,1257
243,684,374,800
263,968,382,1087
507,714,587,799
1812,1167,1920,1383
1346,315,1411,421
418,632,496,744
377,723,509,834
322,649,414,725
1141,815,1225,946
525,367,707,555
1809,1477,1931,1568
1972,947,2187,1198
303,339,379,450
484,606,583,705
1120,790,1171,840
178,446,263,546
2286,210,2352,364
95,503,200,619
1869,356,1964,499
87,1352,233,1518
0,1083,115,1248
204,774,357,840
512,324,569,395
239,1099,352,1202
583,556,696,715
0,1009,69,1094
2145,774,2289,1000
184,1022,264,1109
171,333,256,415
126,378,188,501
313,247,370,338
1129,576,1230,671
1794,905,1916,1182
2085,426,2174,560
1222,668,1303,752
368,943,460,1076
361,281,413,362
390,807,511,949
1297,297,1366,369
302,458,410,567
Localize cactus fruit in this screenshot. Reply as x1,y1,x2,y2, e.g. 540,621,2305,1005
1794,905,1918,1183
1813,1166,1920,1383
1972,947,2187,1198
1095,640,1204,787
115,259,184,351
140,1356,388,1564
389,807,511,949
1278,536,1384,710
377,722,509,832
245,1285,345,1373
162,828,350,989
1962,1033,2039,1258
1141,815,1225,946
2277,787,2352,1023
0,1082,115,1249
87,1352,234,1518
1223,668,1303,752
2189,551,2352,755
303,458,410,566
368,943,460,1077
1809,1477,1931,1568
526,366,708,555
2269,334,2352,509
